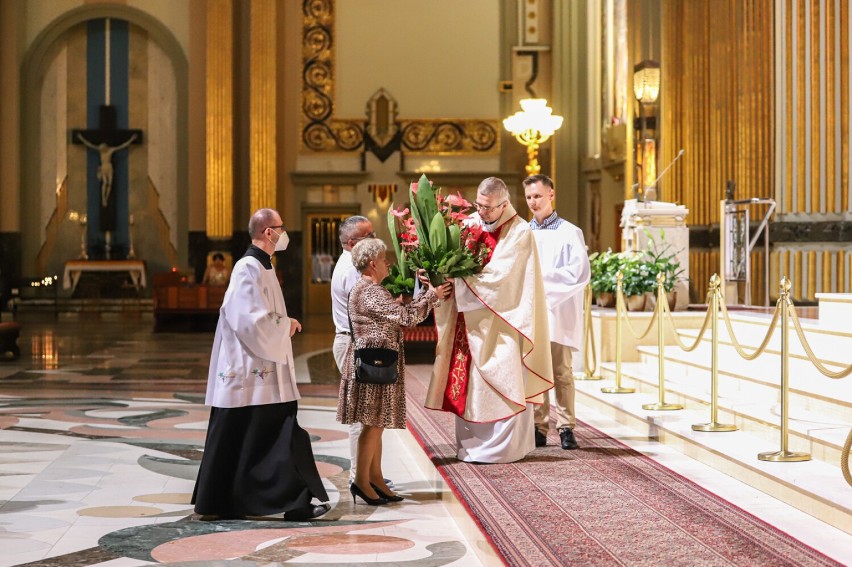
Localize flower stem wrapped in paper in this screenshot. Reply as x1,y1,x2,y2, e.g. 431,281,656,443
382,206,416,297
393,174,489,287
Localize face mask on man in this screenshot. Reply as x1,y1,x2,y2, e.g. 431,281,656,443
269,229,289,251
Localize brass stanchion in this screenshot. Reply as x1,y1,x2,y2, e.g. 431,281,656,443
575,285,602,380
642,273,683,411
758,277,811,462
693,274,737,432
602,272,635,394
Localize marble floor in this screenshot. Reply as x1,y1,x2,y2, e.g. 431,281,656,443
0,313,850,566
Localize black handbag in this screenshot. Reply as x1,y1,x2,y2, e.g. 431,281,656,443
348,292,399,385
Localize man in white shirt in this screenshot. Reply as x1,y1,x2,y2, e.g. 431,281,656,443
330,215,375,481
524,174,591,450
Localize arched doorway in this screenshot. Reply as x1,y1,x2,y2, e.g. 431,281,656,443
20,5,188,283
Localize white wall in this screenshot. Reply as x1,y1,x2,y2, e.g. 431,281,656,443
336,0,500,119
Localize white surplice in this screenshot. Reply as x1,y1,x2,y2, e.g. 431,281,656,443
205,255,299,408
532,222,591,349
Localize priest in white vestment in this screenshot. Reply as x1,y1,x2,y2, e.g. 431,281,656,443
425,177,554,463
193,208,330,521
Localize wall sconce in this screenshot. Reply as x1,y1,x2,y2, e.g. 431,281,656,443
503,98,563,175
368,183,397,207
633,60,660,201
633,60,660,105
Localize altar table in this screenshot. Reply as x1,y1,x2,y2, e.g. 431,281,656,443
62,260,147,293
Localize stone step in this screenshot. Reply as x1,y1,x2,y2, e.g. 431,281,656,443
636,341,851,423
681,310,852,366
575,372,852,537
608,356,848,466
816,292,852,329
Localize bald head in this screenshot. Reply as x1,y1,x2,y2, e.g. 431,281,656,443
248,208,281,239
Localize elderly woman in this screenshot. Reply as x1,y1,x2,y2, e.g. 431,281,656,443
338,238,452,505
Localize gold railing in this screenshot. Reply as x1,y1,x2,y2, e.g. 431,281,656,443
575,286,601,381
844,429,852,488
596,272,852,478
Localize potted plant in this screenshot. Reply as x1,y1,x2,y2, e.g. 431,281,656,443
617,252,656,311
589,249,620,307
589,243,683,311
643,231,684,310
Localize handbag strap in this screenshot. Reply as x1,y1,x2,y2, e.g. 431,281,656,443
348,285,407,351
346,290,356,344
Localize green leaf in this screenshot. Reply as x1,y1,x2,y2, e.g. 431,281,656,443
448,223,461,249
429,212,447,257
409,182,429,247
387,207,404,270
416,174,439,227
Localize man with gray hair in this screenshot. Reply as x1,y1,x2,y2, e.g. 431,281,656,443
330,215,376,483
425,177,554,463
193,208,330,521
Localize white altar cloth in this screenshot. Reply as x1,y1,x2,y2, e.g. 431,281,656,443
62,260,147,293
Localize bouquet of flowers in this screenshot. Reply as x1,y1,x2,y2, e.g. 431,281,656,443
383,205,416,296
382,174,489,295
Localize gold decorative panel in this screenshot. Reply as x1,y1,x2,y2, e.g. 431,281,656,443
780,0,851,214
205,0,234,238
300,0,499,155
250,0,277,212
660,0,774,226
769,247,852,302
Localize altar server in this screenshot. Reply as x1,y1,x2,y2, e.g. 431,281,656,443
524,174,591,450
192,208,330,521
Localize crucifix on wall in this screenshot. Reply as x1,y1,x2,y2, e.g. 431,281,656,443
67,17,143,261
72,105,143,233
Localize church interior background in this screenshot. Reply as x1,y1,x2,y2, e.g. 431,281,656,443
0,0,850,565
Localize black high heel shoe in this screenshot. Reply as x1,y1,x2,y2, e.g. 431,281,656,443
350,483,388,506
371,483,404,502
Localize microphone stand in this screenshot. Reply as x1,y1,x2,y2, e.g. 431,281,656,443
645,149,686,202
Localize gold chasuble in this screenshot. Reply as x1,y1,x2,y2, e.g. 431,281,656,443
426,204,553,423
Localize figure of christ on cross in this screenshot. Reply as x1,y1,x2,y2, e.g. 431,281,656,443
72,105,143,233
76,132,138,208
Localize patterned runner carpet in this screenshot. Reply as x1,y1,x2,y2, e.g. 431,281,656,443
403,369,841,567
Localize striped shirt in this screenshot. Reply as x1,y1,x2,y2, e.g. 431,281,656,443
529,211,566,231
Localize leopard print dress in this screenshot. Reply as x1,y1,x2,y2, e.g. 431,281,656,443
337,278,438,429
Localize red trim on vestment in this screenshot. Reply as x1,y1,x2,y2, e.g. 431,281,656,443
442,312,471,415
456,217,554,404
440,226,501,418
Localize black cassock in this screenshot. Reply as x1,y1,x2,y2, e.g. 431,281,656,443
192,401,329,518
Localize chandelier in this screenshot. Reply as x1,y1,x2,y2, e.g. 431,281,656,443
502,98,564,175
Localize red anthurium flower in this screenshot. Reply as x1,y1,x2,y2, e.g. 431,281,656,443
446,192,472,209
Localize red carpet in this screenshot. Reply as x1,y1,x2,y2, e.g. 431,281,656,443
404,374,842,567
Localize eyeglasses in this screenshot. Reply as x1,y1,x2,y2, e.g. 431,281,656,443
353,231,377,242
474,201,507,213
266,225,284,231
